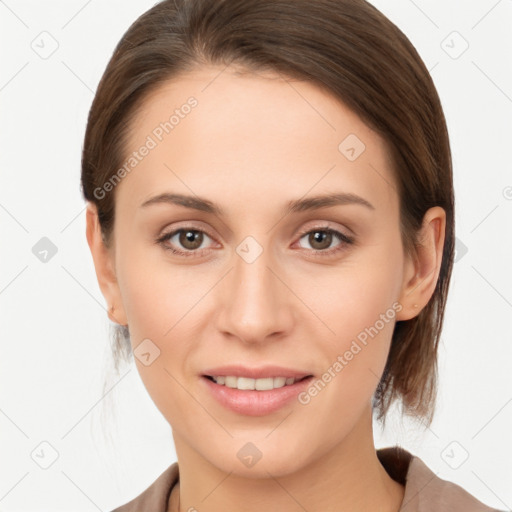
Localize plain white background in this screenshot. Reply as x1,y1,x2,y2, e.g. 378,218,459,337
1,0,511,510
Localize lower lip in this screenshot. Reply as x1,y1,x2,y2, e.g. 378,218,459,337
201,375,314,416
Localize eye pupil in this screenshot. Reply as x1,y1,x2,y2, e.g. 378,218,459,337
310,230,332,250
180,230,203,250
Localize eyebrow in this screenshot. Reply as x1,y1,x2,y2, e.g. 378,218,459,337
140,192,375,215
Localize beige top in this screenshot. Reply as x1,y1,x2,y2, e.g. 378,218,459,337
111,446,505,512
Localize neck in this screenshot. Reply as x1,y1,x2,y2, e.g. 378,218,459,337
170,405,404,512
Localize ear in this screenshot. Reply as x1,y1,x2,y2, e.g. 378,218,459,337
396,206,446,321
85,202,127,326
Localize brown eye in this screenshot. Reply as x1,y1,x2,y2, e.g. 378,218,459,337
157,228,215,256
307,230,333,250
296,227,355,256
178,229,204,250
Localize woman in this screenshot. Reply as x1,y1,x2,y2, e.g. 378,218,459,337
81,0,504,510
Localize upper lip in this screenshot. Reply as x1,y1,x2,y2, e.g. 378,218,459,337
202,365,313,380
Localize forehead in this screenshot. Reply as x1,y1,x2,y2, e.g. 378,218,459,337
118,64,398,217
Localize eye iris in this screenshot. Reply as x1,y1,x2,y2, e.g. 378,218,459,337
179,230,203,250
310,230,332,250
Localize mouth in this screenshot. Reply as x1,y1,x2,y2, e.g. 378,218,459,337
201,373,315,416
202,374,313,391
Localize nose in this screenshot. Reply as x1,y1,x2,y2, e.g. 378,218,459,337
215,240,294,345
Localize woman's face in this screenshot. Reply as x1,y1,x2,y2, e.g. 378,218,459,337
99,65,421,476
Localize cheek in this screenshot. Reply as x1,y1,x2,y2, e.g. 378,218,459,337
304,247,402,344
115,245,207,401
115,249,201,420
313,277,398,380
293,278,400,438
296,245,403,402
115,240,189,342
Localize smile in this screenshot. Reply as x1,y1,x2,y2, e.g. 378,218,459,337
206,375,310,391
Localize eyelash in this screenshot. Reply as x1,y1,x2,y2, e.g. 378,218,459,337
155,224,355,258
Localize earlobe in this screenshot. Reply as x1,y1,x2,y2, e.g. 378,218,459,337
396,206,446,321
85,203,128,326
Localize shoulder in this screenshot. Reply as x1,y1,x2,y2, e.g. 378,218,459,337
378,446,506,512
109,462,179,512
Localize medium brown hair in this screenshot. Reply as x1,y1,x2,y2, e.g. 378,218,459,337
81,0,455,426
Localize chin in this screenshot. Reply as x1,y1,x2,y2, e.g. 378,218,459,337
203,438,313,479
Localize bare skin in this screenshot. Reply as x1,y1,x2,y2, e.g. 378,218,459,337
86,64,445,512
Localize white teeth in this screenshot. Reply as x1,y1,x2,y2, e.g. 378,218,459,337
224,376,238,388
273,377,286,388
211,375,303,390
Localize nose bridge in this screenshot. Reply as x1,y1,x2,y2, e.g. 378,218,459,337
218,235,291,343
